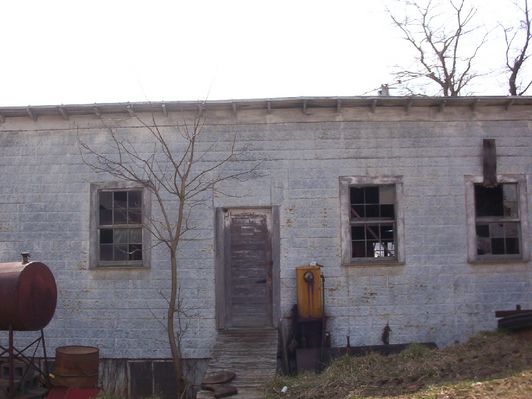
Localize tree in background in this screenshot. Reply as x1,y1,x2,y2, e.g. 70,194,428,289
388,0,487,96
503,0,532,95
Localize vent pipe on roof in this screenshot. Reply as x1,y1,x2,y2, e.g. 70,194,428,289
378,84,390,96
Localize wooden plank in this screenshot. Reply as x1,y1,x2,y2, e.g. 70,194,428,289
483,139,497,187
495,309,532,318
197,329,278,399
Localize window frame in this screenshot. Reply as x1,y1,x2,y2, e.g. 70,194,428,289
340,176,405,266
465,175,530,263
90,182,151,269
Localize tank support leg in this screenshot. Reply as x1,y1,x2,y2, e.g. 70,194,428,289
8,326,13,397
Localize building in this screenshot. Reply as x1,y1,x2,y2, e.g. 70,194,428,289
0,96,531,396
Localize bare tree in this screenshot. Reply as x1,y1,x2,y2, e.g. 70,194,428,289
388,0,487,96
79,109,258,397
503,0,532,95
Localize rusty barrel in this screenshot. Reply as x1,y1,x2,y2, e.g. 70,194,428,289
0,261,57,331
52,346,99,388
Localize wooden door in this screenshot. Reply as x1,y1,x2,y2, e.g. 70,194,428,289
224,208,273,328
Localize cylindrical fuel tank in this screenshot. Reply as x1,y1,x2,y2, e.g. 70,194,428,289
0,261,57,331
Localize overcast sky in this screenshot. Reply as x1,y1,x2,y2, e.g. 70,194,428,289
0,0,524,106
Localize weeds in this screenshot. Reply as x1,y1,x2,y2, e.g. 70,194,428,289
267,331,532,399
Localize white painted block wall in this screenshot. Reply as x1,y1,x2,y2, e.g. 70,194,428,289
0,105,531,361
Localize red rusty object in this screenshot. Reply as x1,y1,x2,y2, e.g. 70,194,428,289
0,261,57,331
47,387,100,399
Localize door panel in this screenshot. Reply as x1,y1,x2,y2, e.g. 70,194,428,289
225,209,273,328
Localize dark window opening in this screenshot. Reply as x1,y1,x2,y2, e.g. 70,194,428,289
474,183,520,257
350,185,396,259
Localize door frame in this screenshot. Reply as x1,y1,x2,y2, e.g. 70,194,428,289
215,206,280,330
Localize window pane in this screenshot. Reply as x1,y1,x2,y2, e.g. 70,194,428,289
476,224,489,238
365,225,380,240
99,209,112,225
491,238,505,254
99,191,112,209
114,191,127,208
114,244,129,261
505,223,519,237
114,208,127,224
475,185,503,217
100,244,113,261
128,209,142,224
129,244,142,260
367,241,379,257
128,191,142,208
366,205,379,218
379,185,395,204
380,224,394,240
380,204,395,218
100,229,113,244
114,229,128,244
477,237,491,255
351,226,365,240
384,242,395,257
506,238,520,254
365,187,379,204
350,187,364,204
490,223,504,238
351,205,365,219
503,184,517,201
503,201,518,217
129,228,142,244
352,241,365,257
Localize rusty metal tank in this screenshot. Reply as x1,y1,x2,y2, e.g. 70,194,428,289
0,258,57,331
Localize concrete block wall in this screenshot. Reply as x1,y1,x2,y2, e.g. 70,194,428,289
0,102,531,363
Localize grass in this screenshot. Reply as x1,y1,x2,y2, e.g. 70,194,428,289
267,331,532,399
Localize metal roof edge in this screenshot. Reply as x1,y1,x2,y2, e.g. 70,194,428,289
0,96,530,120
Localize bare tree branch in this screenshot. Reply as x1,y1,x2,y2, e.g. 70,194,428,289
503,0,532,95
388,0,486,96
79,110,259,396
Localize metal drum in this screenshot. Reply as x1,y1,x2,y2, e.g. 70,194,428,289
0,260,57,331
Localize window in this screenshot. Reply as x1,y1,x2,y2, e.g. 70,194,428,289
475,184,520,256
340,176,404,265
90,183,150,268
465,175,529,262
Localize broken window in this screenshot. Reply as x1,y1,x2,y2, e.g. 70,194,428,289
474,183,521,256
340,176,404,265
350,186,396,259
90,183,150,268
98,190,143,262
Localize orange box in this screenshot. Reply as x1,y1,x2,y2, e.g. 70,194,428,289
296,265,322,319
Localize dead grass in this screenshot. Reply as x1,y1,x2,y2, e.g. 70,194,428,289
267,331,532,399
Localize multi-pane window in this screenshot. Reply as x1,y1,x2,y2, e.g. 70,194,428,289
350,185,396,259
474,183,520,256
98,190,143,263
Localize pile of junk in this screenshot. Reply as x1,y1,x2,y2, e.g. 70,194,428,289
0,254,100,399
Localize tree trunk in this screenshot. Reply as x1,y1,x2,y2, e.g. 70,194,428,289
168,248,184,397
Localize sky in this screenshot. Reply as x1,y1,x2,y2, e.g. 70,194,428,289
0,0,525,106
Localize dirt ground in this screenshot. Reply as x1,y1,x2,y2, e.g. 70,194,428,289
267,331,532,399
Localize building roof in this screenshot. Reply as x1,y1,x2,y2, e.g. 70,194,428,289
0,96,530,122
